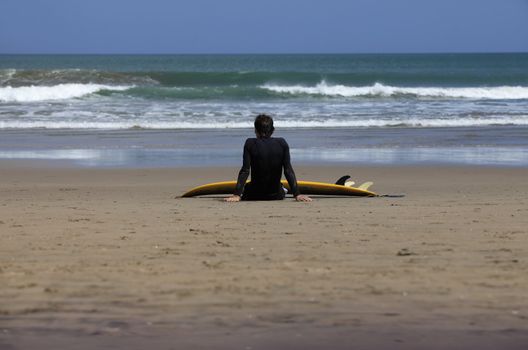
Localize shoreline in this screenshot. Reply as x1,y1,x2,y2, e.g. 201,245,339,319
1,147,528,169
1,125,528,168
1,163,527,349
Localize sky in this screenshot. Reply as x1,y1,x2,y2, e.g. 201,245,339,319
1,0,527,54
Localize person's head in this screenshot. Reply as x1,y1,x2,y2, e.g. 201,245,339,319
254,114,275,138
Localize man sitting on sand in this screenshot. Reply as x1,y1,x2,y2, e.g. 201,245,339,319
225,114,312,202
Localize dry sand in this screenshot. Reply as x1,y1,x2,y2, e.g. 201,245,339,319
1,162,527,349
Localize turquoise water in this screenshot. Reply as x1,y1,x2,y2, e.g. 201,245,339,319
1,54,527,166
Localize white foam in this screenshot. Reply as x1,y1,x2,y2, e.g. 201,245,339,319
0,84,132,102
261,82,528,99
0,149,100,160
1,116,527,130
275,117,528,128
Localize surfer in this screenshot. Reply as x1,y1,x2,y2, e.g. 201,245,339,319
225,114,312,202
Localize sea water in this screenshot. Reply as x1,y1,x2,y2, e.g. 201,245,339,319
1,54,527,167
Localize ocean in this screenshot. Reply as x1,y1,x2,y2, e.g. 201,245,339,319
1,54,527,167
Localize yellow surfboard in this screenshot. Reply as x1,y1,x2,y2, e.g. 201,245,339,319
182,180,377,197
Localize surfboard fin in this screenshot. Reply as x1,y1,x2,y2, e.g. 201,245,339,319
335,175,351,186
344,180,355,187
358,181,373,191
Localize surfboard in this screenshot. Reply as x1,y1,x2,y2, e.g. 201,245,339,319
182,180,377,197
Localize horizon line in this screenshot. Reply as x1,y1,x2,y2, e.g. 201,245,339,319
1,51,527,56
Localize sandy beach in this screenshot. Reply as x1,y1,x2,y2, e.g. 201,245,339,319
1,162,527,349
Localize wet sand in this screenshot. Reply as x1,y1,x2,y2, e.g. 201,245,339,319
1,162,527,349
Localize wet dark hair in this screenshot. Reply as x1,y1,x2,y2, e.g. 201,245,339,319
254,114,275,138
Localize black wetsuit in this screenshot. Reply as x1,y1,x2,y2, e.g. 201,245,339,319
234,137,300,200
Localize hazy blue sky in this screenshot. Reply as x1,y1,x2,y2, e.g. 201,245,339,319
1,0,527,54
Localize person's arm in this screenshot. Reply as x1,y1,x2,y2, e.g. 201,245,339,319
282,139,311,201
225,139,251,202
282,139,299,197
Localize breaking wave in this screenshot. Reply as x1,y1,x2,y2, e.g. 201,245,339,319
0,84,132,102
0,69,156,87
261,82,528,100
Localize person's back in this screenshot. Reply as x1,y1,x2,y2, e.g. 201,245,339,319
225,114,312,202
237,137,293,200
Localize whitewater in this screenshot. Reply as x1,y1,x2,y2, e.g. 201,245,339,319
261,82,528,100
1,79,527,129
0,83,132,102
1,53,528,130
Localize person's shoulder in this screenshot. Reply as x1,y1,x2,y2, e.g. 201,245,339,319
274,137,288,146
244,138,257,146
